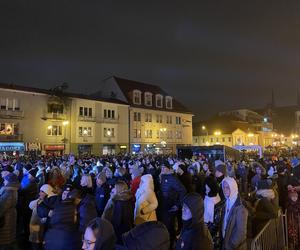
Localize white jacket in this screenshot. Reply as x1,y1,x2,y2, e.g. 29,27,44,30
134,174,158,225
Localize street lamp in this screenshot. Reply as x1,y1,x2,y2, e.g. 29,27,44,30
62,121,69,154
214,131,221,136
83,129,88,142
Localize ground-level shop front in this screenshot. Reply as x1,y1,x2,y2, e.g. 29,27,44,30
70,143,129,156
0,142,25,156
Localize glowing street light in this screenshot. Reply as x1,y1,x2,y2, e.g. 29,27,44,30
47,125,52,130
247,133,254,137
202,125,206,130
62,121,69,126
214,131,221,136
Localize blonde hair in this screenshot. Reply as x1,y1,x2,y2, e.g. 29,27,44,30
81,174,93,188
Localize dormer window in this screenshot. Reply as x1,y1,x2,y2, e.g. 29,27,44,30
144,92,153,106
133,90,141,105
156,94,163,108
166,96,173,109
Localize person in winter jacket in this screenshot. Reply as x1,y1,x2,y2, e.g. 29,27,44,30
130,167,142,199
82,217,116,250
158,164,187,248
252,179,279,235
44,193,81,250
134,174,158,225
286,189,300,250
220,177,248,250
176,164,194,193
95,172,110,217
203,176,221,224
68,188,98,233
29,184,55,250
19,168,39,243
250,162,266,191
214,163,227,201
36,183,59,232
102,180,134,244
176,193,213,250
0,173,20,248
120,221,170,250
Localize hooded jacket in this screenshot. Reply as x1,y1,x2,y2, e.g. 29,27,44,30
121,221,170,250
0,182,20,245
176,193,213,250
134,174,158,225
221,177,248,250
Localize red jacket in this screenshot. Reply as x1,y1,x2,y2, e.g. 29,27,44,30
130,176,141,199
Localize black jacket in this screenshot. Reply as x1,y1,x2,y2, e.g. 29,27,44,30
176,193,213,250
78,193,98,233
95,182,110,216
159,174,187,212
122,221,170,250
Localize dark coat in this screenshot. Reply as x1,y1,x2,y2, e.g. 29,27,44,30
102,190,134,244
122,221,170,250
0,182,20,245
178,172,194,193
176,193,213,250
159,173,187,212
95,182,110,216
44,199,81,250
78,193,97,233
213,196,248,250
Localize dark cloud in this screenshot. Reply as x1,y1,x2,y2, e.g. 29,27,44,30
1,1,300,119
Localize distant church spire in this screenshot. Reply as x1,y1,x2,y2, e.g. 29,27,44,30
271,89,276,108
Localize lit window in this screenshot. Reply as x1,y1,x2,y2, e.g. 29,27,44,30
133,90,142,105
155,94,163,108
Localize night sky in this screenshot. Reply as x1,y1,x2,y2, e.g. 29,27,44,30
1,1,300,120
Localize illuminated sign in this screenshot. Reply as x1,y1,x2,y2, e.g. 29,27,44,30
0,142,24,152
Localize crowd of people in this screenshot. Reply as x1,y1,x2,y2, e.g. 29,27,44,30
0,152,299,250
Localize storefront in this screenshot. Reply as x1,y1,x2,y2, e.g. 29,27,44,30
0,142,25,155
102,144,116,155
78,144,92,156
44,144,65,156
119,145,127,154
25,142,42,156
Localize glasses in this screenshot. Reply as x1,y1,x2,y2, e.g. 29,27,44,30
82,236,96,248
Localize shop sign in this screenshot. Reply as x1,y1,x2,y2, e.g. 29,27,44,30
132,144,141,152
44,145,65,151
120,145,127,149
0,142,25,152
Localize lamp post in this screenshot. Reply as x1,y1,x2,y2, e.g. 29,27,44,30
62,120,69,154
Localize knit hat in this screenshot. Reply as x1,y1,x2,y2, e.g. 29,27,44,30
40,184,55,197
28,168,38,178
4,173,18,183
215,163,227,176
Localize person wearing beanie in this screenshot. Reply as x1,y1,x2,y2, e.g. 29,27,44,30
95,172,110,217
253,179,279,235
176,193,213,250
82,218,116,250
0,173,20,248
19,166,39,244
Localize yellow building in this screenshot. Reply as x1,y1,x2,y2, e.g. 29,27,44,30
100,77,193,153
0,83,129,156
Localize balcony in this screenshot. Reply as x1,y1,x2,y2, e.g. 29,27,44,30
0,134,23,142
78,116,96,122
41,111,67,121
0,109,24,119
